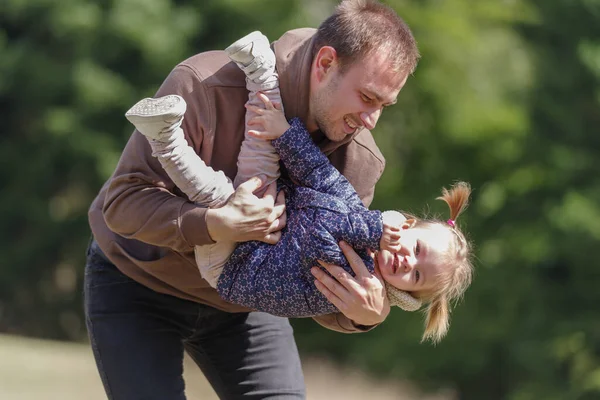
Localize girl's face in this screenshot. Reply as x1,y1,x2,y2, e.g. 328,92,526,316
377,223,452,293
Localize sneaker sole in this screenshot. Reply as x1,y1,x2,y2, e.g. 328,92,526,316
125,95,186,123
225,30,266,57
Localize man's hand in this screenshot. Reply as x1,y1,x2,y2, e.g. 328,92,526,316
206,176,286,244
311,241,390,327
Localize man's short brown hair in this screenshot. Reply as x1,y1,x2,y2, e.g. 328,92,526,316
313,0,420,74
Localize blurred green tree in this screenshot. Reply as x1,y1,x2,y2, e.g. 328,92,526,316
293,1,600,399
0,0,599,398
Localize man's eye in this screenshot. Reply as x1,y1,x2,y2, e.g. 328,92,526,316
361,94,372,103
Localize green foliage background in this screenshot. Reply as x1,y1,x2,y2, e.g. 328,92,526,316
1,0,598,398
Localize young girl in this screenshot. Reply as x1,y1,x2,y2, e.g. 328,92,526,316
125,32,473,343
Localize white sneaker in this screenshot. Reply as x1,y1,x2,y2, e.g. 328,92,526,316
225,31,275,84
125,95,187,141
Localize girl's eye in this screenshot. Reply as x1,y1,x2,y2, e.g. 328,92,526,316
415,241,421,256
415,270,420,283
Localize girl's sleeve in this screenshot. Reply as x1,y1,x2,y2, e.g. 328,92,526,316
272,118,364,209
307,210,382,266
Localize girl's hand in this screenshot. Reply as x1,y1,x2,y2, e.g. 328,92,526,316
246,93,290,140
379,211,406,253
380,227,401,253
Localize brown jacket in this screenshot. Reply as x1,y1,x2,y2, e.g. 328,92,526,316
88,28,386,333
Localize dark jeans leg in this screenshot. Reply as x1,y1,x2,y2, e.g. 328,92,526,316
84,241,193,399
185,310,306,399
84,240,306,400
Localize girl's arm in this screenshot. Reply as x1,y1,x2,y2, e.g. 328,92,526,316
272,118,365,209
307,209,383,266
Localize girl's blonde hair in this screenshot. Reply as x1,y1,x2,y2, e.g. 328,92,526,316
417,182,473,343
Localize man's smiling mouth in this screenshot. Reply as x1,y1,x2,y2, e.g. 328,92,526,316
343,116,358,129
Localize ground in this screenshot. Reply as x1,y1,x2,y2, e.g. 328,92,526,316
0,334,453,399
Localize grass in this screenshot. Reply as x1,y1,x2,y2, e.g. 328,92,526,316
0,334,451,399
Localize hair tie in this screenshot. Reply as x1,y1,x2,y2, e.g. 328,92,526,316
447,219,456,228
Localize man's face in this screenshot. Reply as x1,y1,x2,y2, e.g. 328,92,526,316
308,49,408,141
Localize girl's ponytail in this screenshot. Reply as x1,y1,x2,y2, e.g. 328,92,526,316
437,181,471,224
422,295,449,344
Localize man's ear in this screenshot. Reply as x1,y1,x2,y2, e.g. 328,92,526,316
401,218,417,230
313,46,337,81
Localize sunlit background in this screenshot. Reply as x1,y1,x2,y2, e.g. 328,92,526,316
1,0,599,399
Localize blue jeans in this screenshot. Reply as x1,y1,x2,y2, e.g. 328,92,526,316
84,239,306,399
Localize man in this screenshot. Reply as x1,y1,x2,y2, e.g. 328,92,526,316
85,0,419,398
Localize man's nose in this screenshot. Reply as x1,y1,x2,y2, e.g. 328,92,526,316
360,108,381,130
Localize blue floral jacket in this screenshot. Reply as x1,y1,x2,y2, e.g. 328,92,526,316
217,118,383,317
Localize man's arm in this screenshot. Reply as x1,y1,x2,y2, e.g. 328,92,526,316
312,313,378,333
103,65,285,250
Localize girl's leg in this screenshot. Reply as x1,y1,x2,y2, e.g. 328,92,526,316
125,95,234,208
226,31,283,194
125,97,236,285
